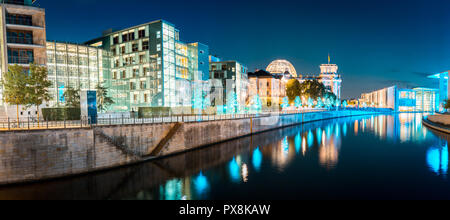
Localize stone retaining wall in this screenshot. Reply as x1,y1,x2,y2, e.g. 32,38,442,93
0,110,380,185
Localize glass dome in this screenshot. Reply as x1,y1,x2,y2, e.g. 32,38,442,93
266,60,298,77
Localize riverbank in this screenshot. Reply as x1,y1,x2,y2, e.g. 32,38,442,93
423,114,450,134
0,110,383,185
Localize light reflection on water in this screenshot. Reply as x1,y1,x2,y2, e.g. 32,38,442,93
153,113,450,200
1,113,450,200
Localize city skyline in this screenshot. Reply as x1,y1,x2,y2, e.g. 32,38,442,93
38,0,450,99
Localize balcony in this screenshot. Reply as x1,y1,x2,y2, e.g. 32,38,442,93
6,18,44,30
8,56,46,65
7,37,45,48
3,0,31,6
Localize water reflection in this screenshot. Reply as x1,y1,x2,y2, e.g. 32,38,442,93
1,113,450,200
252,147,262,172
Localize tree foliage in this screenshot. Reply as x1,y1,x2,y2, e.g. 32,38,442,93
63,87,80,108
286,79,301,103
294,96,302,108
300,79,326,100
1,65,29,121
2,65,29,106
444,100,450,111
27,63,52,123
226,91,238,114
96,84,114,113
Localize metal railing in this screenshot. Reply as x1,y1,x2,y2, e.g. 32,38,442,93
7,37,45,46
6,17,44,27
8,56,46,65
0,110,328,131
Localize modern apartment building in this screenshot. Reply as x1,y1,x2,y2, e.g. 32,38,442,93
209,59,248,110
85,20,210,112
0,0,46,117
46,41,110,107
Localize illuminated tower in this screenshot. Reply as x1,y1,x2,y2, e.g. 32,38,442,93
319,55,342,99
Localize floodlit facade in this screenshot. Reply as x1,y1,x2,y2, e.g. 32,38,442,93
319,64,342,99
428,71,449,111
46,41,110,107
86,20,209,112
247,70,285,109
0,0,46,118
360,86,438,112
210,60,248,110
267,58,342,100
266,59,298,77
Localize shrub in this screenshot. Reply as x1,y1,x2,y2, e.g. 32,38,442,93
42,108,81,121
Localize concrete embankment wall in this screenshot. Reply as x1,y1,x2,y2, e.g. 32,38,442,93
0,110,380,185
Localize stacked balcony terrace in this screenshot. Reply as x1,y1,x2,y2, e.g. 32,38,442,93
2,2,46,66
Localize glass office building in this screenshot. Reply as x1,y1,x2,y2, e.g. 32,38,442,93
85,20,209,112
46,41,110,107
360,86,438,112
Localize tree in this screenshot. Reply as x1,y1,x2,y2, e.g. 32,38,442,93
444,100,450,111
316,98,324,108
96,84,114,113
27,63,52,126
250,94,262,113
286,79,301,103
342,100,348,108
294,96,302,109
323,92,337,108
63,87,80,108
300,80,326,100
281,97,290,109
307,97,314,108
226,91,238,114
1,65,29,125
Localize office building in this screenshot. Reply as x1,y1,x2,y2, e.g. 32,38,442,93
428,71,448,111
209,60,248,110
360,86,438,112
46,41,110,107
85,20,209,112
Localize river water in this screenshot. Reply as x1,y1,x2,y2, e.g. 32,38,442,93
0,113,449,200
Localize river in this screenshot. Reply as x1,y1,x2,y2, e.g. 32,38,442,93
0,113,448,200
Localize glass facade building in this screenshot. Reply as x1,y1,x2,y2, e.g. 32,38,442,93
46,41,110,107
360,86,438,112
86,20,209,111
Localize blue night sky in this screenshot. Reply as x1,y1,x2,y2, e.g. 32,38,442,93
39,0,450,99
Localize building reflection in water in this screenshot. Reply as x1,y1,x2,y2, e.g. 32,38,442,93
159,178,184,200
5,113,450,200
318,124,342,170
427,145,449,177
242,164,249,183
270,136,296,171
